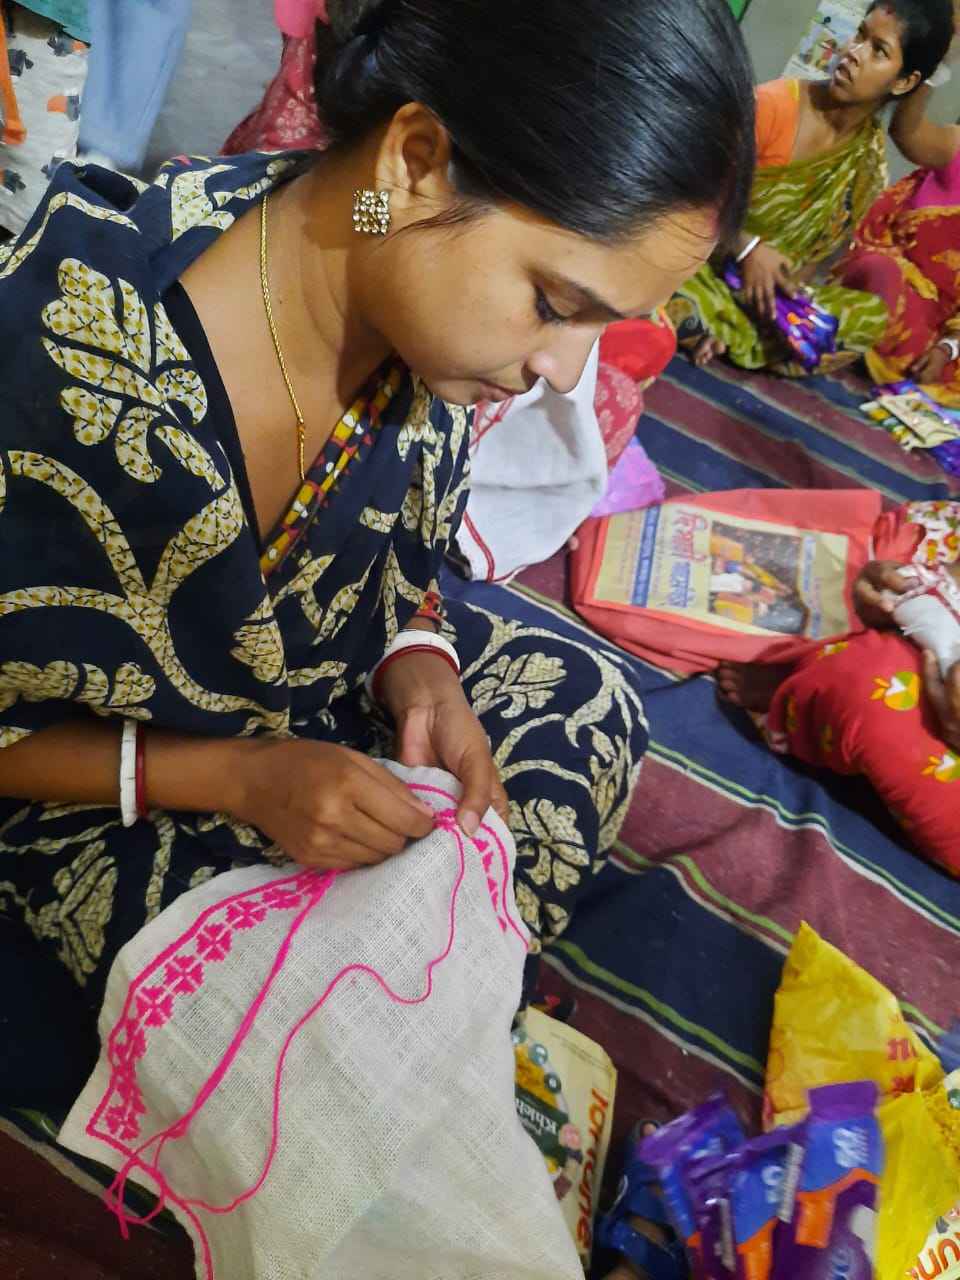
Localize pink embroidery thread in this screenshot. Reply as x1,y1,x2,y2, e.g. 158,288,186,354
83,783,525,1280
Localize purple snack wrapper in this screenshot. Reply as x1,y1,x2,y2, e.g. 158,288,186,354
730,1129,800,1280
688,1153,738,1280
723,262,839,371
868,380,960,479
640,1094,745,1276
776,1082,883,1280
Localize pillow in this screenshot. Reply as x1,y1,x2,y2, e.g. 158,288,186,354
767,629,960,874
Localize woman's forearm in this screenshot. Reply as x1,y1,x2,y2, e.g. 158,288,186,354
891,84,960,170
0,720,251,814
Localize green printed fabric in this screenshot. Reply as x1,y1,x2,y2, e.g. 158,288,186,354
671,113,890,372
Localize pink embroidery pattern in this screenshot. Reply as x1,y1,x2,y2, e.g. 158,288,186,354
83,783,525,1280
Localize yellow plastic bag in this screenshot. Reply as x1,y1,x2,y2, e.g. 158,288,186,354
765,923,960,1279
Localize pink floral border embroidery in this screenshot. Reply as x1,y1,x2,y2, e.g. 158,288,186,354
83,783,526,1280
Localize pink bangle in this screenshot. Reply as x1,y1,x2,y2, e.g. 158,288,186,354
371,645,460,704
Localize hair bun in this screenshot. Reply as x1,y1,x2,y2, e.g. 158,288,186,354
327,0,390,45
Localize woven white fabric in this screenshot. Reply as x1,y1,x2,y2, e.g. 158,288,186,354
457,343,605,583
59,765,581,1280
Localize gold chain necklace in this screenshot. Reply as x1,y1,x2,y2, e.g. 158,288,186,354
259,191,306,482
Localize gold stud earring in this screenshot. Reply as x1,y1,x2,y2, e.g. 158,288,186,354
353,188,391,236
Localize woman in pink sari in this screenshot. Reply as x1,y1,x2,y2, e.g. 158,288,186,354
836,6,960,404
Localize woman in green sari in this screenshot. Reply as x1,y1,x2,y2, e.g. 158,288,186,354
668,0,954,375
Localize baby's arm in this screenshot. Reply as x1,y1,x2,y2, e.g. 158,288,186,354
852,560,912,629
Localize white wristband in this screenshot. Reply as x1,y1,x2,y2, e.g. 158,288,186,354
735,235,762,264
939,337,960,363
364,629,461,701
119,719,139,828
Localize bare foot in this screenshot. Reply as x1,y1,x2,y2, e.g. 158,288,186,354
693,335,727,368
716,661,793,712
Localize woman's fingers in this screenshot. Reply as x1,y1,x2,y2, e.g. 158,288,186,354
490,776,510,825
393,704,440,770
454,739,500,836
352,754,435,838
349,809,411,858
297,834,387,870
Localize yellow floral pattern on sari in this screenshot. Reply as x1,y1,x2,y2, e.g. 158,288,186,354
0,152,647,991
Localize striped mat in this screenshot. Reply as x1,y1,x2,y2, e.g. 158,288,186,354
487,357,960,1160
4,357,959,1276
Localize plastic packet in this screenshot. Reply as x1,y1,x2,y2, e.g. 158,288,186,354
729,1130,799,1280
764,924,960,1278
512,1007,617,1268
640,1094,745,1276
776,1082,883,1278
688,1153,738,1280
723,262,838,371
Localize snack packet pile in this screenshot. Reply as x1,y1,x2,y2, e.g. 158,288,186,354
766,923,960,1279
640,1083,883,1279
861,381,960,477
723,261,839,371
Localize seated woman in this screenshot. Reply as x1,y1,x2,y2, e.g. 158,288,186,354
668,0,954,374
0,0,756,1129
717,501,960,871
839,18,960,405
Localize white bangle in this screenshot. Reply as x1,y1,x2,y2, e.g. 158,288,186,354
364,629,461,701
119,719,139,828
735,235,761,264
939,338,960,363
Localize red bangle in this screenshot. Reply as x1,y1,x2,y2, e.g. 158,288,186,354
134,723,148,820
371,645,460,704
415,591,445,626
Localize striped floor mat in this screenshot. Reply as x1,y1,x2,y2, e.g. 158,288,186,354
507,357,960,1170
3,357,958,1277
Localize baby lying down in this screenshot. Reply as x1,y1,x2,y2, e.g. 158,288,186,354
718,501,960,872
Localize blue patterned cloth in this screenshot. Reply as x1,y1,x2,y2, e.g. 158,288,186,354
0,154,648,1070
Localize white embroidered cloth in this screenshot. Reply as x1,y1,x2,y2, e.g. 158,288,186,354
59,765,582,1280
458,343,606,582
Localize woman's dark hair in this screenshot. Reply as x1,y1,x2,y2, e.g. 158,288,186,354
314,0,756,244
866,0,954,84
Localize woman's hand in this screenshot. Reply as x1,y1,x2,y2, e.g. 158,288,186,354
923,652,960,753
852,560,912,629
378,652,509,836
740,244,794,322
231,739,435,870
911,345,952,384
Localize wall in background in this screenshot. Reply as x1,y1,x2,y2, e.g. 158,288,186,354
741,0,960,181
143,0,278,174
